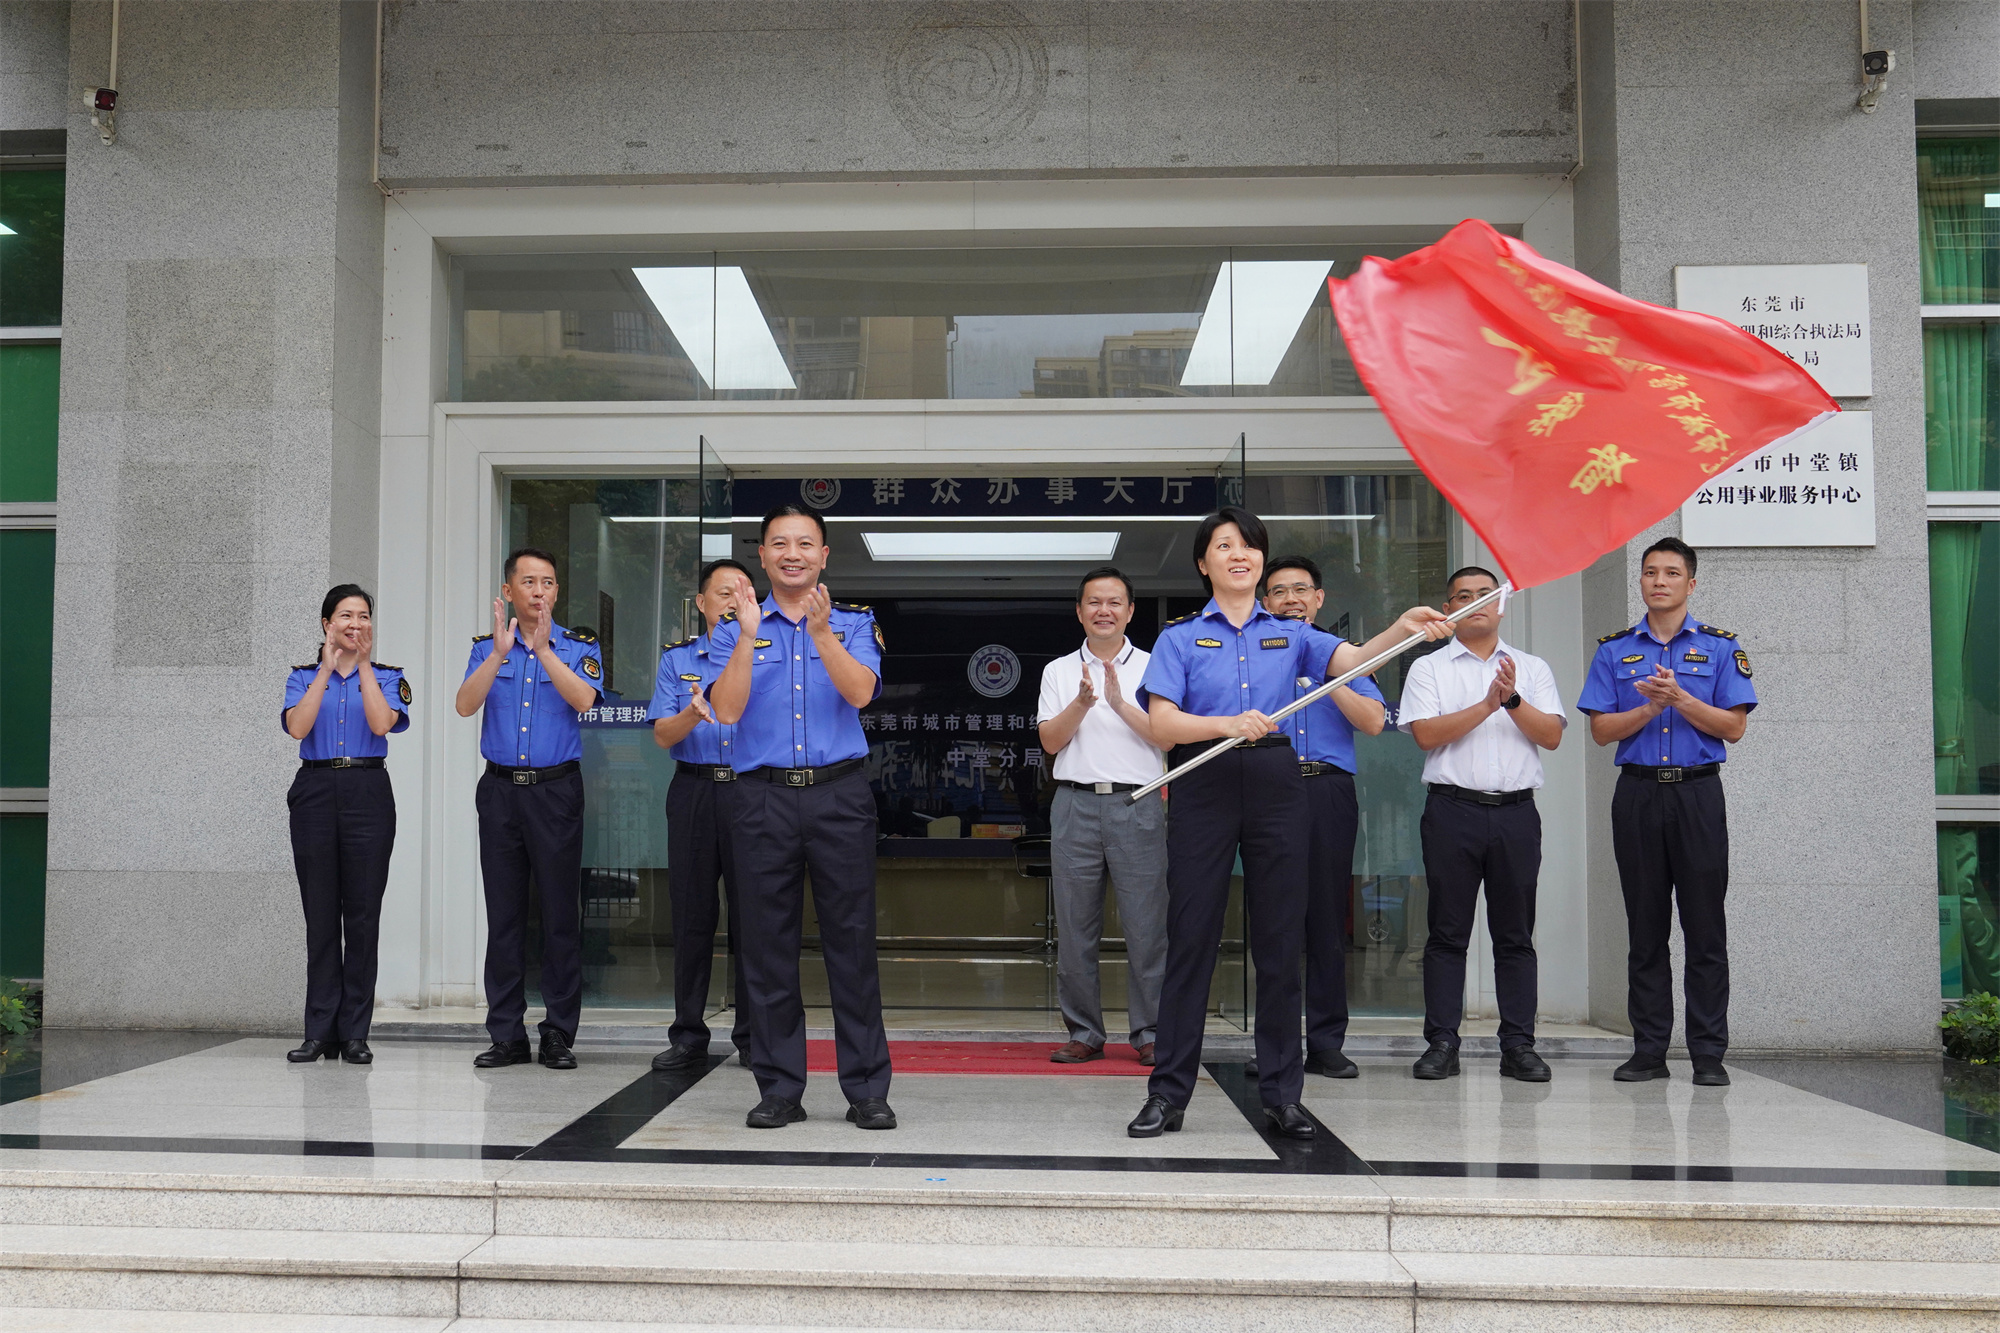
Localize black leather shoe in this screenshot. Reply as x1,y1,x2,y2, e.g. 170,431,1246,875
538,1030,577,1070
1412,1040,1460,1080
1691,1057,1730,1086
650,1043,707,1072
474,1039,532,1068
1614,1055,1670,1081
1305,1049,1358,1079
339,1039,373,1065
1499,1046,1550,1081
735,1045,752,1068
846,1097,898,1130
1264,1103,1317,1139
1126,1094,1184,1138
746,1095,807,1129
287,1039,336,1063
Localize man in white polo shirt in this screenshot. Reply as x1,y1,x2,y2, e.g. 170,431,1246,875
1398,566,1566,1083
1036,566,1169,1065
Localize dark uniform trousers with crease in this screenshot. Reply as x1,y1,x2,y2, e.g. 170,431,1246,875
1150,743,1309,1111
474,770,585,1045
724,770,891,1105
1301,768,1359,1056
286,766,397,1042
1612,770,1730,1060
666,769,750,1053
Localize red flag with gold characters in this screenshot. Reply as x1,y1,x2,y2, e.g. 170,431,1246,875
1329,219,1838,590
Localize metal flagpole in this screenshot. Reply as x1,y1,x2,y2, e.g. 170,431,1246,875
1124,584,1509,804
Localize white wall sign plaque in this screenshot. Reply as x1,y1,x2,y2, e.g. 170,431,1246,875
1673,263,1871,397
1681,412,1874,547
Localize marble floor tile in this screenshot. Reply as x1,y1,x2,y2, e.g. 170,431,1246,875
0,1224,488,1276
1396,1249,2000,1305
1303,1059,2000,1172
622,1063,1276,1160
3,1310,452,1332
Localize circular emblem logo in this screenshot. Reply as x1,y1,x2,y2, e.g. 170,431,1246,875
885,2,1050,152
967,643,1021,699
798,478,842,510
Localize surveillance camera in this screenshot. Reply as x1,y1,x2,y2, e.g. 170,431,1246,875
1861,50,1893,78
84,86,117,112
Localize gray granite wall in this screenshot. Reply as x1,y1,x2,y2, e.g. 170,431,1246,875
45,1,382,1029
375,0,1578,185
1574,0,1939,1052
0,2,69,134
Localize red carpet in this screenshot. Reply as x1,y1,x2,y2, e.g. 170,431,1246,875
804,1039,1152,1075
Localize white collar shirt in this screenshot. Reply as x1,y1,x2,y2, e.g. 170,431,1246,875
1396,636,1566,792
1035,640,1165,786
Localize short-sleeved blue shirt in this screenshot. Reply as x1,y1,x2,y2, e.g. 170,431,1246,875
1576,616,1758,766
647,632,735,767
1284,663,1385,772
283,663,410,761
709,596,883,771
1141,599,1340,721
463,625,604,768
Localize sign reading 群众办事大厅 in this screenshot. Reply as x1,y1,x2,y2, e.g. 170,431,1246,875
1672,263,1871,398
1680,412,1874,547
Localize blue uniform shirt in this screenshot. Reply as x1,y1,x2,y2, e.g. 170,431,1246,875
463,625,604,768
647,632,735,766
282,663,410,760
709,596,883,771
1141,599,1340,722
1284,662,1385,772
1577,616,1757,767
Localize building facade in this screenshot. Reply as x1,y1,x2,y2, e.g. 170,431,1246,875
0,0,1993,1051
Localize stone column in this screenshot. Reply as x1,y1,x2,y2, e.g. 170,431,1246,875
47,1,382,1029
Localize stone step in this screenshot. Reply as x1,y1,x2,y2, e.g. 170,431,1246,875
4,1167,1994,1264
4,1224,1998,1330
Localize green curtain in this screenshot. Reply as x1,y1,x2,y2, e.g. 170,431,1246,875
1941,825,2000,1000
1924,324,2000,492
1930,524,1982,795
1918,138,1999,304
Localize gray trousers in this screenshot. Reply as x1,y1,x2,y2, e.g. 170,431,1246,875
1050,783,1169,1048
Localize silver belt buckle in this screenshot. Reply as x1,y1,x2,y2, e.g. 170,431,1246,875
1092,781,1113,795
330,757,353,769
712,767,735,783
1658,766,1684,783
512,770,533,786
785,768,810,787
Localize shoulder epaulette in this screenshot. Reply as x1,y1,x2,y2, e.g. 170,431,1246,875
661,635,696,652
834,600,872,613
1596,627,1635,645
1700,625,1737,640
1164,612,1201,628
291,662,319,672
372,661,402,673
564,628,598,644
719,610,739,623
472,633,494,643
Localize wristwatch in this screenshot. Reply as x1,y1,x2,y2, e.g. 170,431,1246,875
1501,692,1522,710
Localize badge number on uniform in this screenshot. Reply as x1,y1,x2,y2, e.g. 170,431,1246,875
1259,637,1289,649
1683,652,1709,663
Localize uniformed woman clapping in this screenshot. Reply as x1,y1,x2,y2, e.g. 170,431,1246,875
281,585,410,1065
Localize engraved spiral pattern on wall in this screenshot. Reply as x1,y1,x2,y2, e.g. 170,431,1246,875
885,2,1050,151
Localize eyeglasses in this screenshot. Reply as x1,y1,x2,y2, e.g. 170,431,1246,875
1264,582,1315,597
1444,589,1496,606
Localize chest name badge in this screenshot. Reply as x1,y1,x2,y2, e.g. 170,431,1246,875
833,630,845,642
1194,637,1223,649
581,657,601,680
1683,652,1709,663
753,638,774,649
1260,637,1289,649
1621,654,1646,664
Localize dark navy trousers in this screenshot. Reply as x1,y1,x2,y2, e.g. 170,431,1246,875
1419,788,1542,1051
1149,743,1309,1111
286,766,396,1042
1301,768,1359,1056
723,771,890,1105
474,770,585,1045
1612,769,1730,1060
665,769,750,1053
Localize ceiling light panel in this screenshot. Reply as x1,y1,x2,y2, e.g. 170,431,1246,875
862,531,1119,562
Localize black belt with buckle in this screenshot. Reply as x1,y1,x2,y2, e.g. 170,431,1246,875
486,759,582,786
301,757,385,770
745,756,865,787
676,763,737,783
1622,763,1721,783
1429,783,1535,806
1298,761,1352,778
1059,779,1142,794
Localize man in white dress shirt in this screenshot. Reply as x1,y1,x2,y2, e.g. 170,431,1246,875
1036,567,1169,1065
1398,566,1566,1082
